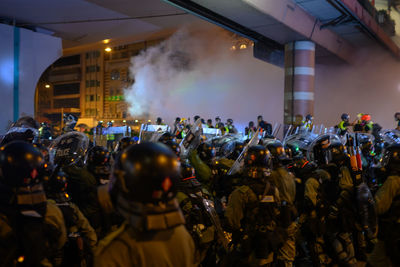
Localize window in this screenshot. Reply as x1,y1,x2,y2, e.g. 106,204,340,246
53,83,80,96
86,65,100,73
53,55,80,67
86,51,100,59
86,80,100,88
90,95,94,101
54,98,80,108
110,70,120,80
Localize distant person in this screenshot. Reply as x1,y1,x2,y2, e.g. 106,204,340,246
156,117,164,125
301,114,314,131
215,116,224,129
173,117,181,135
353,113,364,132
395,112,400,131
106,121,115,151
336,113,352,136
257,115,272,136
354,114,373,133
225,119,238,134
245,121,257,139
206,119,214,128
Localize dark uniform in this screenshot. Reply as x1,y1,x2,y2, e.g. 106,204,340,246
225,146,285,266
368,144,400,267
95,142,196,267
0,141,67,266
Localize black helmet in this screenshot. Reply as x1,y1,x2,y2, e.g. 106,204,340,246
341,113,350,121
0,141,47,217
1,127,39,145
285,143,303,159
395,112,400,121
117,137,136,152
179,162,200,188
306,114,313,121
87,146,110,167
112,142,180,204
33,143,50,162
227,118,233,125
49,132,89,167
164,140,181,157
12,116,40,129
180,162,195,180
43,170,68,195
291,157,317,179
312,135,332,165
266,141,290,164
158,132,175,143
382,144,400,173
197,143,216,162
244,145,271,168
329,143,348,164
228,141,244,160
0,141,45,187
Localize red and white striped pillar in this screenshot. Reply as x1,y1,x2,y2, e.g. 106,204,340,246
284,41,315,125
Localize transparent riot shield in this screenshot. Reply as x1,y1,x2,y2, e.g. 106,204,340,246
306,133,342,161
379,129,400,145
138,124,171,143
49,132,89,167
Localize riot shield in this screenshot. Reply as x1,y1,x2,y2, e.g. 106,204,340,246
379,129,400,145
228,128,261,175
49,132,89,167
306,133,342,161
138,124,170,143
179,118,203,158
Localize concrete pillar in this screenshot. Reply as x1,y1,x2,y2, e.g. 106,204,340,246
0,24,62,133
284,41,315,125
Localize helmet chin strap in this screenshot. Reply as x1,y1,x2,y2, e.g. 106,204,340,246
116,195,185,231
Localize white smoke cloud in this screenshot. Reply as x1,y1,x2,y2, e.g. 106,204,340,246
125,26,284,132
125,25,400,133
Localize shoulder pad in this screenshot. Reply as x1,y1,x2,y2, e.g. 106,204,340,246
95,222,128,255
238,185,250,194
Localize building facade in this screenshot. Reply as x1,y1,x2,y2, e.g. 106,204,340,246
35,38,163,128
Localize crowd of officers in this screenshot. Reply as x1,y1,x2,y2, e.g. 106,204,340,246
0,113,400,267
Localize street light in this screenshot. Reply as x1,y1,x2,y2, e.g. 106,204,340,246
45,84,50,88
103,39,110,44
104,47,112,52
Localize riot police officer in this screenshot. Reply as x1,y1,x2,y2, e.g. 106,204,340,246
337,113,351,136
95,142,196,266
87,146,111,185
44,170,97,266
225,145,283,266
176,162,227,266
368,144,400,267
0,141,67,266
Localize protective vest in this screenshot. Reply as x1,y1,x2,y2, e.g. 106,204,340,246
240,179,286,259
106,133,115,141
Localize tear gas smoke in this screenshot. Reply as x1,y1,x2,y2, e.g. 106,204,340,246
125,25,400,132
125,26,284,132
